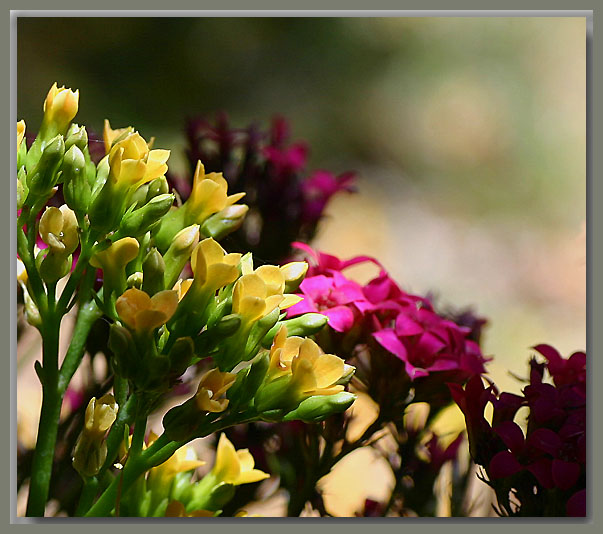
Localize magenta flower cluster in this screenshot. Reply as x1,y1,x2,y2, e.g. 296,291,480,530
287,242,488,382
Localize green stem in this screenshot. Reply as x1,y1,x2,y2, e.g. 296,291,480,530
75,476,99,517
57,299,102,392
25,317,61,517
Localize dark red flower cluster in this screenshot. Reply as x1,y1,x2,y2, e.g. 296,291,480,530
168,113,355,263
449,345,586,517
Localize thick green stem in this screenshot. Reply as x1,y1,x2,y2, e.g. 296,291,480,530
26,298,101,516
25,318,60,517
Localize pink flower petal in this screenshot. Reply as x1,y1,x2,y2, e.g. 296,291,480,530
322,306,355,332
373,329,408,361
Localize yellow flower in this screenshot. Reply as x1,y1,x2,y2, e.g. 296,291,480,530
195,368,237,413
289,338,346,399
165,501,215,517
173,278,193,301
185,161,245,223
146,431,205,481
89,237,140,298
209,434,269,486
232,267,302,324
17,120,25,152
38,205,79,256
266,325,304,380
106,130,170,193
42,82,79,133
115,287,179,335
265,325,347,401
190,238,242,295
102,119,134,154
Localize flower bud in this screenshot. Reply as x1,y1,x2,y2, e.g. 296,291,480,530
126,271,143,289
200,204,249,241
17,167,28,210
213,314,242,338
233,352,269,409
146,176,169,201
62,144,91,217
168,336,195,378
281,262,308,293
41,83,79,139
108,323,138,379
38,251,72,284
163,225,200,289
17,120,26,169
26,134,65,197
282,392,356,423
64,123,88,152
72,394,118,478
262,313,328,348
142,248,166,296
23,285,42,328
119,193,175,237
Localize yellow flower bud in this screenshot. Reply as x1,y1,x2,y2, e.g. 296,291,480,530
72,394,118,477
17,120,25,152
115,287,179,335
42,82,79,135
195,368,237,413
280,261,308,293
83,394,118,438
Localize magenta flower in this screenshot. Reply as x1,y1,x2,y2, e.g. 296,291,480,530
286,272,368,332
373,304,487,381
300,170,355,224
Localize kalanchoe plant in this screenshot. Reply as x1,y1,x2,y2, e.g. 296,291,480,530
167,113,356,263
16,83,357,517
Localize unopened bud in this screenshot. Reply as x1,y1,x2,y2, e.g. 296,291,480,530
120,193,175,237
62,145,91,217
142,248,166,296
163,224,200,289
282,392,356,423
65,124,88,152
281,262,308,293
26,134,65,197
200,204,249,241
262,313,328,348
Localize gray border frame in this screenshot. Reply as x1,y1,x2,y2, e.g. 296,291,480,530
6,5,596,531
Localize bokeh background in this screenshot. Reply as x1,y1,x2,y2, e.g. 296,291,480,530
17,16,586,516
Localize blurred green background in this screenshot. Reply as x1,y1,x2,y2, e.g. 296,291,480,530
18,15,585,402
17,15,586,517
